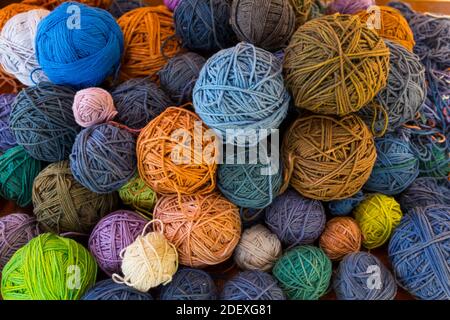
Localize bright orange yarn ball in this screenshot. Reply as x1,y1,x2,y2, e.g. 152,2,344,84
21,0,112,10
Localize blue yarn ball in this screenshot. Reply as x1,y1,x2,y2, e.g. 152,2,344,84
35,2,124,89
399,177,450,213
389,205,450,300
220,270,285,300
328,191,364,216
0,94,17,153
82,279,152,300
108,0,148,18
160,268,217,300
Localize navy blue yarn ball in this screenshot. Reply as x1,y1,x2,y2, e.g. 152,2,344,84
82,279,153,300
160,268,217,300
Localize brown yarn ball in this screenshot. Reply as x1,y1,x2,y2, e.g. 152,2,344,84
319,217,362,261
32,161,118,234
282,113,376,201
284,14,390,116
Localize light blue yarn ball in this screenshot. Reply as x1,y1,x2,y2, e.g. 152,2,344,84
35,2,124,89
328,191,364,216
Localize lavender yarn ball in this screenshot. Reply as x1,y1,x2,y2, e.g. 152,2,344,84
328,0,375,14
328,191,364,216
160,268,217,300
399,177,450,213
164,0,182,11
82,279,153,300
0,94,17,153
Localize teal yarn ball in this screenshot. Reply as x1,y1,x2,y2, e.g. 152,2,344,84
273,245,332,300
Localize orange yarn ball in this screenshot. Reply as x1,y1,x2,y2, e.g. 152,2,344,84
154,192,242,267
21,0,112,10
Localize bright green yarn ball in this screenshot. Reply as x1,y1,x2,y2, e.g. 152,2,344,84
1,233,97,300
118,175,157,217
273,245,332,300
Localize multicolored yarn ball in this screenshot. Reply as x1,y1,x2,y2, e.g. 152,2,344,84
108,0,148,18
160,268,217,300
418,144,449,179
0,146,43,207
389,205,450,300
70,123,136,194
73,88,117,128
32,161,118,234
154,192,241,267
327,0,374,14
289,0,325,27
118,175,157,217
0,213,40,270
111,78,172,129
137,106,217,195
159,52,206,105
118,6,180,80
265,189,325,246
35,2,124,89
221,270,285,300
1,233,97,300
89,210,148,276
82,279,153,300
399,177,450,213
164,0,181,11
10,82,79,162
354,193,402,249
319,217,362,261
284,14,389,116
328,191,364,216
273,245,332,300
0,94,17,153
334,252,397,300
22,0,113,10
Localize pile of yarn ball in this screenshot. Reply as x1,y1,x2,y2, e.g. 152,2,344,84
118,175,157,217
72,88,117,128
160,268,217,300
82,279,152,300
0,94,16,152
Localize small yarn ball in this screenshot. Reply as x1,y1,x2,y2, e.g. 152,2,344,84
89,210,148,276
283,114,376,200
399,177,450,213
73,88,117,128
354,193,402,249
154,192,241,267
160,268,217,300
1,233,97,300
284,14,389,116
70,123,137,194
334,252,397,300
328,191,364,216
32,161,118,234
0,94,17,153
164,0,181,11
328,0,374,14
234,224,282,271
289,0,325,27
0,213,40,270
265,189,325,246
221,270,285,300
319,217,362,261
273,245,332,300
118,175,157,217
36,3,124,89
22,0,113,10
389,205,450,300
0,146,43,207
10,82,80,162
108,0,148,18
82,279,153,300
111,78,172,129
159,52,206,105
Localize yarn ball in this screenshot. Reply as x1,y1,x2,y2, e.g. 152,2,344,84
118,175,157,217
328,191,364,216
334,252,397,300
234,224,282,271
70,123,136,194
118,6,180,80
354,193,402,249
0,9,49,86
273,245,332,300
35,3,124,89
82,279,153,300
319,217,362,261
22,0,113,10
283,114,376,200
328,0,374,14
221,270,285,300
32,161,118,234
159,52,206,105
73,87,118,128
240,207,265,227
265,189,325,246
10,83,79,162
389,205,450,300
0,146,43,207
193,42,289,141
284,14,389,116
137,106,217,195
1,233,97,300
111,78,172,129
387,1,415,21
160,268,217,300
0,94,17,153
364,135,419,195
418,144,450,178
154,192,241,267
399,177,450,213
289,0,325,26
89,210,147,276
164,0,181,11
0,213,40,270
108,0,148,18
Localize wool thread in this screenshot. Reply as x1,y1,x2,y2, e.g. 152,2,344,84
160,268,217,300
328,191,364,216
118,175,157,218
0,94,17,153
82,279,153,300
73,88,117,128
22,0,112,10
108,0,147,18
164,0,181,11
289,0,325,27
327,0,374,14
399,177,450,213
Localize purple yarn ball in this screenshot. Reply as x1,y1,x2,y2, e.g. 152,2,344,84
0,94,17,153
164,0,181,11
328,0,375,14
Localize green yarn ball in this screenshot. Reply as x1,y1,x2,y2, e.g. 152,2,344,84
118,175,157,217
419,144,449,178
273,245,332,300
1,233,97,300
0,146,43,207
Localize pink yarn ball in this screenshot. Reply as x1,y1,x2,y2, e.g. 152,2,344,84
72,87,118,127
164,0,181,11
328,0,375,14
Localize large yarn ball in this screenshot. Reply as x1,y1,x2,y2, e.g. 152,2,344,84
70,123,137,194
289,0,325,26
284,14,389,116
328,0,374,14
118,175,157,218
82,279,153,300
35,2,124,89
22,0,112,10
73,87,117,128
328,190,364,216
319,217,361,261
399,177,450,213
389,205,450,300
0,94,17,153
160,268,217,300
283,114,376,200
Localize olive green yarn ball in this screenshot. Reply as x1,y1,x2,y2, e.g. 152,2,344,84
273,245,332,300
118,175,157,217
1,233,97,300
